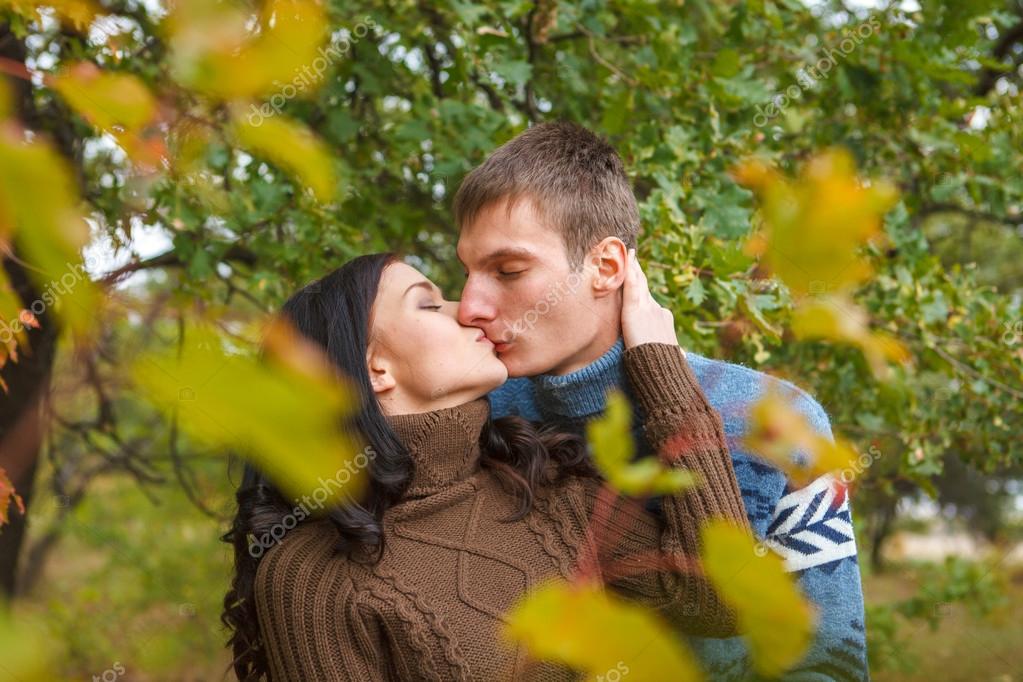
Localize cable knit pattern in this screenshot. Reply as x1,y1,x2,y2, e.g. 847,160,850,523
254,345,749,680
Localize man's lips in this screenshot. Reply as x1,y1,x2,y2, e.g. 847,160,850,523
480,331,512,353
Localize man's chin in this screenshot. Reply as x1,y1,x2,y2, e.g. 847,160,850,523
498,347,545,379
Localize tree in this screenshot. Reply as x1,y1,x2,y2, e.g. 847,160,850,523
1,0,1021,677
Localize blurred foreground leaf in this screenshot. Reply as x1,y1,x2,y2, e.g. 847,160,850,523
702,520,815,677
744,389,861,486
51,62,163,166
0,0,99,30
131,318,363,504
0,122,100,358
588,391,698,497
735,149,898,298
230,110,337,202
505,579,703,681
0,608,56,680
167,0,329,100
791,295,911,379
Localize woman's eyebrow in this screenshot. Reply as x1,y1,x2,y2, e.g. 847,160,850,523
402,281,439,298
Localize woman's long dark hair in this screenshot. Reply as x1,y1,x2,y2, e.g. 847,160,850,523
221,253,595,681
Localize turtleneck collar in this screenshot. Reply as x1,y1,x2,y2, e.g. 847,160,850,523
385,398,489,498
529,337,626,419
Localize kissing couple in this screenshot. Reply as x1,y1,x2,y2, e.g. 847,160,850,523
224,122,867,682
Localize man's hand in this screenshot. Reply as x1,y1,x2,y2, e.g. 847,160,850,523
622,249,682,352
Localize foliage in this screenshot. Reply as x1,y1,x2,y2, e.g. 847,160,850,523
1,0,1021,678
865,557,1012,675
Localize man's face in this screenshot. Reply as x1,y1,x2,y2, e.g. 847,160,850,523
457,197,612,378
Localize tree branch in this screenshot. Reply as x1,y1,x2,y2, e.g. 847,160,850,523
99,243,258,286
975,18,1023,95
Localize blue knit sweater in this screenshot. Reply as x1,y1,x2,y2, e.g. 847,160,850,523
489,339,868,681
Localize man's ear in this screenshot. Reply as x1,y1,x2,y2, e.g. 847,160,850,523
366,340,397,395
588,237,628,299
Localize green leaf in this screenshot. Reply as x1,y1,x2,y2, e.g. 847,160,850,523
711,49,741,78
685,277,707,306
0,609,55,680
491,59,532,87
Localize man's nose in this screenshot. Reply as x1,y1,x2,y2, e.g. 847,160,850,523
457,278,496,327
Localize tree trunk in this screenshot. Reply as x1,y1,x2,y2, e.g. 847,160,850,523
868,496,897,573
0,22,63,600
0,257,59,598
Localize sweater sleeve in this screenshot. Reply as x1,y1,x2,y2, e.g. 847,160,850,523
598,343,754,637
254,527,451,681
254,539,392,681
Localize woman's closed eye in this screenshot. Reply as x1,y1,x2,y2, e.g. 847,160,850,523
420,304,443,311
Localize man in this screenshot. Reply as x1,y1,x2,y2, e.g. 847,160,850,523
454,122,867,681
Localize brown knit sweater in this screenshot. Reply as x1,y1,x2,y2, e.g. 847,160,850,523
254,343,751,681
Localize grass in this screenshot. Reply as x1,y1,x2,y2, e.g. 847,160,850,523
14,461,235,681
866,564,1023,682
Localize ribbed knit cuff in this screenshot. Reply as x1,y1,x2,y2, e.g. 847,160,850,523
623,343,712,415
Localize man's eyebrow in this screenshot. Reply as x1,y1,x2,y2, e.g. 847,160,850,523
479,247,535,266
402,281,439,298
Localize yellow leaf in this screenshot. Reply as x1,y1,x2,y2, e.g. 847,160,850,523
230,110,336,202
0,0,99,31
50,62,162,165
743,388,860,486
701,520,815,677
791,295,911,380
505,579,703,681
167,0,329,100
51,63,155,131
0,609,55,681
0,125,100,343
131,319,364,504
587,391,698,497
0,77,12,120
734,149,898,298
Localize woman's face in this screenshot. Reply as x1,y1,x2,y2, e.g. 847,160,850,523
367,262,508,415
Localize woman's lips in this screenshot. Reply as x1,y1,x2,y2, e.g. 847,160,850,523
476,332,495,348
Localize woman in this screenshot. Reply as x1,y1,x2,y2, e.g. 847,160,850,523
222,253,750,681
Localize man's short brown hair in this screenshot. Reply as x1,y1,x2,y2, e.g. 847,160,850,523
453,121,639,265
